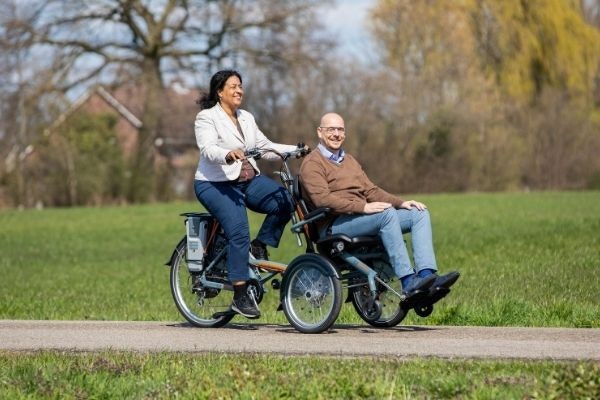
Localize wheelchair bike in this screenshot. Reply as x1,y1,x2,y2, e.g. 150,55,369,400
279,176,454,333
167,146,453,333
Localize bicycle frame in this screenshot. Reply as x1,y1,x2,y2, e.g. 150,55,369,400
184,216,287,291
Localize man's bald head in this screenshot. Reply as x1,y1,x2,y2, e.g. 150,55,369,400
320,113,344,128
317,112,346,152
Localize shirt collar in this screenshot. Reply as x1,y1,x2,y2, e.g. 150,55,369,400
317,143,345,164
216,102,241,119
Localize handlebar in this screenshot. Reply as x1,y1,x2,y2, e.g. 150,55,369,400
242,143,310,249
243,143,310,161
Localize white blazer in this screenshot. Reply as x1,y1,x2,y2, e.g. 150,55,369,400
194,103,297,181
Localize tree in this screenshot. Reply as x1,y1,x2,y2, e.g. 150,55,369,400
32,112,126,206
582,0,600,27
0,1,70,207
367,0,511,192
472,0,600,189
473,0,600,102
365,0,600,193
5,0,325,203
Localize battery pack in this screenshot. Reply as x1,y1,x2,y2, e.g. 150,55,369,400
186,216,209,272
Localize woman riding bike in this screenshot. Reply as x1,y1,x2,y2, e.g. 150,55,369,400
193,69,302,319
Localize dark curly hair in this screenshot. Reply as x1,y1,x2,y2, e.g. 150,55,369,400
196,69,242,110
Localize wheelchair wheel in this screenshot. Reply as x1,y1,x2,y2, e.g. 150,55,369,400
170,236,235,328
350,262,407,328
280,254,342,334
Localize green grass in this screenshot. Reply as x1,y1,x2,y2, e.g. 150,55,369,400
0,351,598,399
1,191,598,327
1,191,599,399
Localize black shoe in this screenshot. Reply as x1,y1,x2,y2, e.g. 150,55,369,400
400,274,436,309
402,274,436,295
430,271,460,292
421,271,461,308
250,239,269,261
231,294,261,319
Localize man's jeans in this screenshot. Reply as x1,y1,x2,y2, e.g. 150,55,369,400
329,207,438,278
194,175,293,282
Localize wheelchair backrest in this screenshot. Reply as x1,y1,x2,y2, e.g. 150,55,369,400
292,175,322,246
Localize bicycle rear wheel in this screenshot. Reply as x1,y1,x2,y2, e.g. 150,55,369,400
170,237,234,328
281,254,342,334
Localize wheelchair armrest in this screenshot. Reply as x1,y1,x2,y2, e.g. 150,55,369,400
304,207,331,221
290,207,331,233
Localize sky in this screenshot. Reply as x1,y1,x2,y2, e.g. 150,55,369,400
319,0,375,57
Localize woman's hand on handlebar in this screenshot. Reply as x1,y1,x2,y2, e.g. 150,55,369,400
298,143,310,155
293,142,311,158
235,144,310,162
225,149,246,164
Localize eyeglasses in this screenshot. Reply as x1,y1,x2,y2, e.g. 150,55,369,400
319,126,345,134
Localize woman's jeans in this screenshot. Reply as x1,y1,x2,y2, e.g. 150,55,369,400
194,175,293,282
329,207,438,279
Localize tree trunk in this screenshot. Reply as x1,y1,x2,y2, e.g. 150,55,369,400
127,59,162,203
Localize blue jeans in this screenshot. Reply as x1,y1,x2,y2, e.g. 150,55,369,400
329,208,438,278
194,175,293,282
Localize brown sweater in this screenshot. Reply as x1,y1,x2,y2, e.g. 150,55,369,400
299,149,404,231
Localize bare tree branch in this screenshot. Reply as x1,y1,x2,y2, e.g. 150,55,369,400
2,0,329,203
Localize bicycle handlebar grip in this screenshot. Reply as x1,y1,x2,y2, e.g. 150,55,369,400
296,142,311,157
244,148,262,160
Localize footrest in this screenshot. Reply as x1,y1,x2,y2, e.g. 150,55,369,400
427,286,451,305
400,289,428,310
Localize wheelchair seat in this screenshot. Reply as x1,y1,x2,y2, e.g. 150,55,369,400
292,175,380,253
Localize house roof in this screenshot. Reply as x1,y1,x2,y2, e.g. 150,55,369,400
13,83,201,165
43,85,142,136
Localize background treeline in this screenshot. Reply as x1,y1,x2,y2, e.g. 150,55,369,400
1,0,599,207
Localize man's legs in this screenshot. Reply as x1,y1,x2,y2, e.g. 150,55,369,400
330,208,436,296
395,208,438,273
329,208,413,278
396,208,460,292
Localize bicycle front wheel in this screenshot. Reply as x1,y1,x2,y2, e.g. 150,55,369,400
281,254,342,334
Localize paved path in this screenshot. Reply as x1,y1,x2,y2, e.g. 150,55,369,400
1,320,598,360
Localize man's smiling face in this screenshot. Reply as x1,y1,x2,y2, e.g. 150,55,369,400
317,113,346,152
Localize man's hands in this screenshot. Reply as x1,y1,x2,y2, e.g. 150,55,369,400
363,202,392,214
363,200,428,214
400,200,427,211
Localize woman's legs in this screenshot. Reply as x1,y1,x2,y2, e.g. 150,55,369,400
244,175,293,248
194,180,250,282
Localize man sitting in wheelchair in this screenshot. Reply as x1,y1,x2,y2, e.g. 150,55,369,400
299,112,459,306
